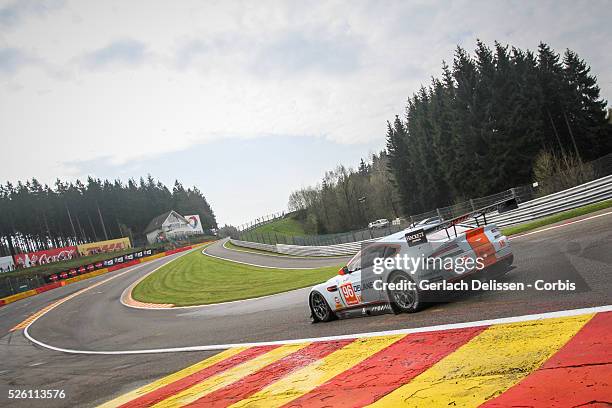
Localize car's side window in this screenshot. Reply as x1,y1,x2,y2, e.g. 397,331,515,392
383,245,399,258
347,245,399,273
361,245,388,269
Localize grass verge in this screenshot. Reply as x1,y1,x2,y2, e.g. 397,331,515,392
131,249,340,306
502,199,612,236
244,216,306,241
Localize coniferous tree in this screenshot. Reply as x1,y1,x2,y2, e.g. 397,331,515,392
0,176,217,256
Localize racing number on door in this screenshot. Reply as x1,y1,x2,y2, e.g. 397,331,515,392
340,283,359,306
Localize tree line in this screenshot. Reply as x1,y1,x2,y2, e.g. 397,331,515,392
288,151,401,234
0,176,217,256
289,41,612,233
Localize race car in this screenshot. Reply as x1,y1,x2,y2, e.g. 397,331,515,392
368,218,390,229
309,198,517,322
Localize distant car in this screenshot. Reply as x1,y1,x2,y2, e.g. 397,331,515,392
416,216,442,226
368,219,389,229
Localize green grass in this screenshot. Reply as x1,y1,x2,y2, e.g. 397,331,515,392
131,249,340,306
502,199,612,236
246,216,306,239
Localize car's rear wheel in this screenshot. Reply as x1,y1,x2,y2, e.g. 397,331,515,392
310,291,335,322
387,271,422,314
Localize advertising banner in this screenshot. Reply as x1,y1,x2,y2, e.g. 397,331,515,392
77,237,131,256
13,246,78,269
0,256,15,273
185,214,205,234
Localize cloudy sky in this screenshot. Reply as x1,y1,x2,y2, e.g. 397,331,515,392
1,0,610,226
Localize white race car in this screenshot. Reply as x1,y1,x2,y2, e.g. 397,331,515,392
309,198,517,322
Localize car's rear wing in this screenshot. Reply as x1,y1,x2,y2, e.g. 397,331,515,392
426,197,519,238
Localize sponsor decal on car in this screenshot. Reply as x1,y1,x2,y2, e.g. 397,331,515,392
340,283,360,306
405,228,427,247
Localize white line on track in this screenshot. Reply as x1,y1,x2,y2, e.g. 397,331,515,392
23,305,612,354
122,280,310,310
508,210,612,240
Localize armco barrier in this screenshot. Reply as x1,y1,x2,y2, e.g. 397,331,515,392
228,238,377,257
482,174,612,227
228,240,277,253
0,242,211,308
231,174,612,256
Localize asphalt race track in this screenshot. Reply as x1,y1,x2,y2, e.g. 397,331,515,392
1,210,611,407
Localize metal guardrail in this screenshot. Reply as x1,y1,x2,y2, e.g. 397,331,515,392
230,238,373,257
231,174,612,256
482,174,612,227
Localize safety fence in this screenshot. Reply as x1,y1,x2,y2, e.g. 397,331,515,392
238,222,405,247
229,238,372,257
231,169,612,256
235,153,612,248
477,174,612,227
237,211,286,233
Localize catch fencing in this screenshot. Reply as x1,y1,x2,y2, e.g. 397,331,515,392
237,211,286,233
232,154,612,255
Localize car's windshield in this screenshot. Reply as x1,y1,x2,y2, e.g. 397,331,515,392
346,245,395,272
346,251,362,272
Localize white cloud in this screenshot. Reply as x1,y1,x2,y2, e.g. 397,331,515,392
0,0,610,223
80,39,148,69
0,47,33,73
0,0,63,29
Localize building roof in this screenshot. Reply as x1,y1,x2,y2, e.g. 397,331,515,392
144,210,189,234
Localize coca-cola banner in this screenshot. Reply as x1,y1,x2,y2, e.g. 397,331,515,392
13,246,79,269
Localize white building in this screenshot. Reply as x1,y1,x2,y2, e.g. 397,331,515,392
145,210,202,244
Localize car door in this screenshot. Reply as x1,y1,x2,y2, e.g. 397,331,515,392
337,244,391,307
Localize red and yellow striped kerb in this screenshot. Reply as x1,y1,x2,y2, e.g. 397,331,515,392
99,311,611,408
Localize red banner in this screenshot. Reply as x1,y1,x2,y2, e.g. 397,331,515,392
13,246,79,269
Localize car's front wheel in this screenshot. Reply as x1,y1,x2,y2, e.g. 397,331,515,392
310,291,335,322
386,271,422,314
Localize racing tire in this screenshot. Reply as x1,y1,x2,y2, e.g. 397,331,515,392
309,291,336,323
386,271,423,314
